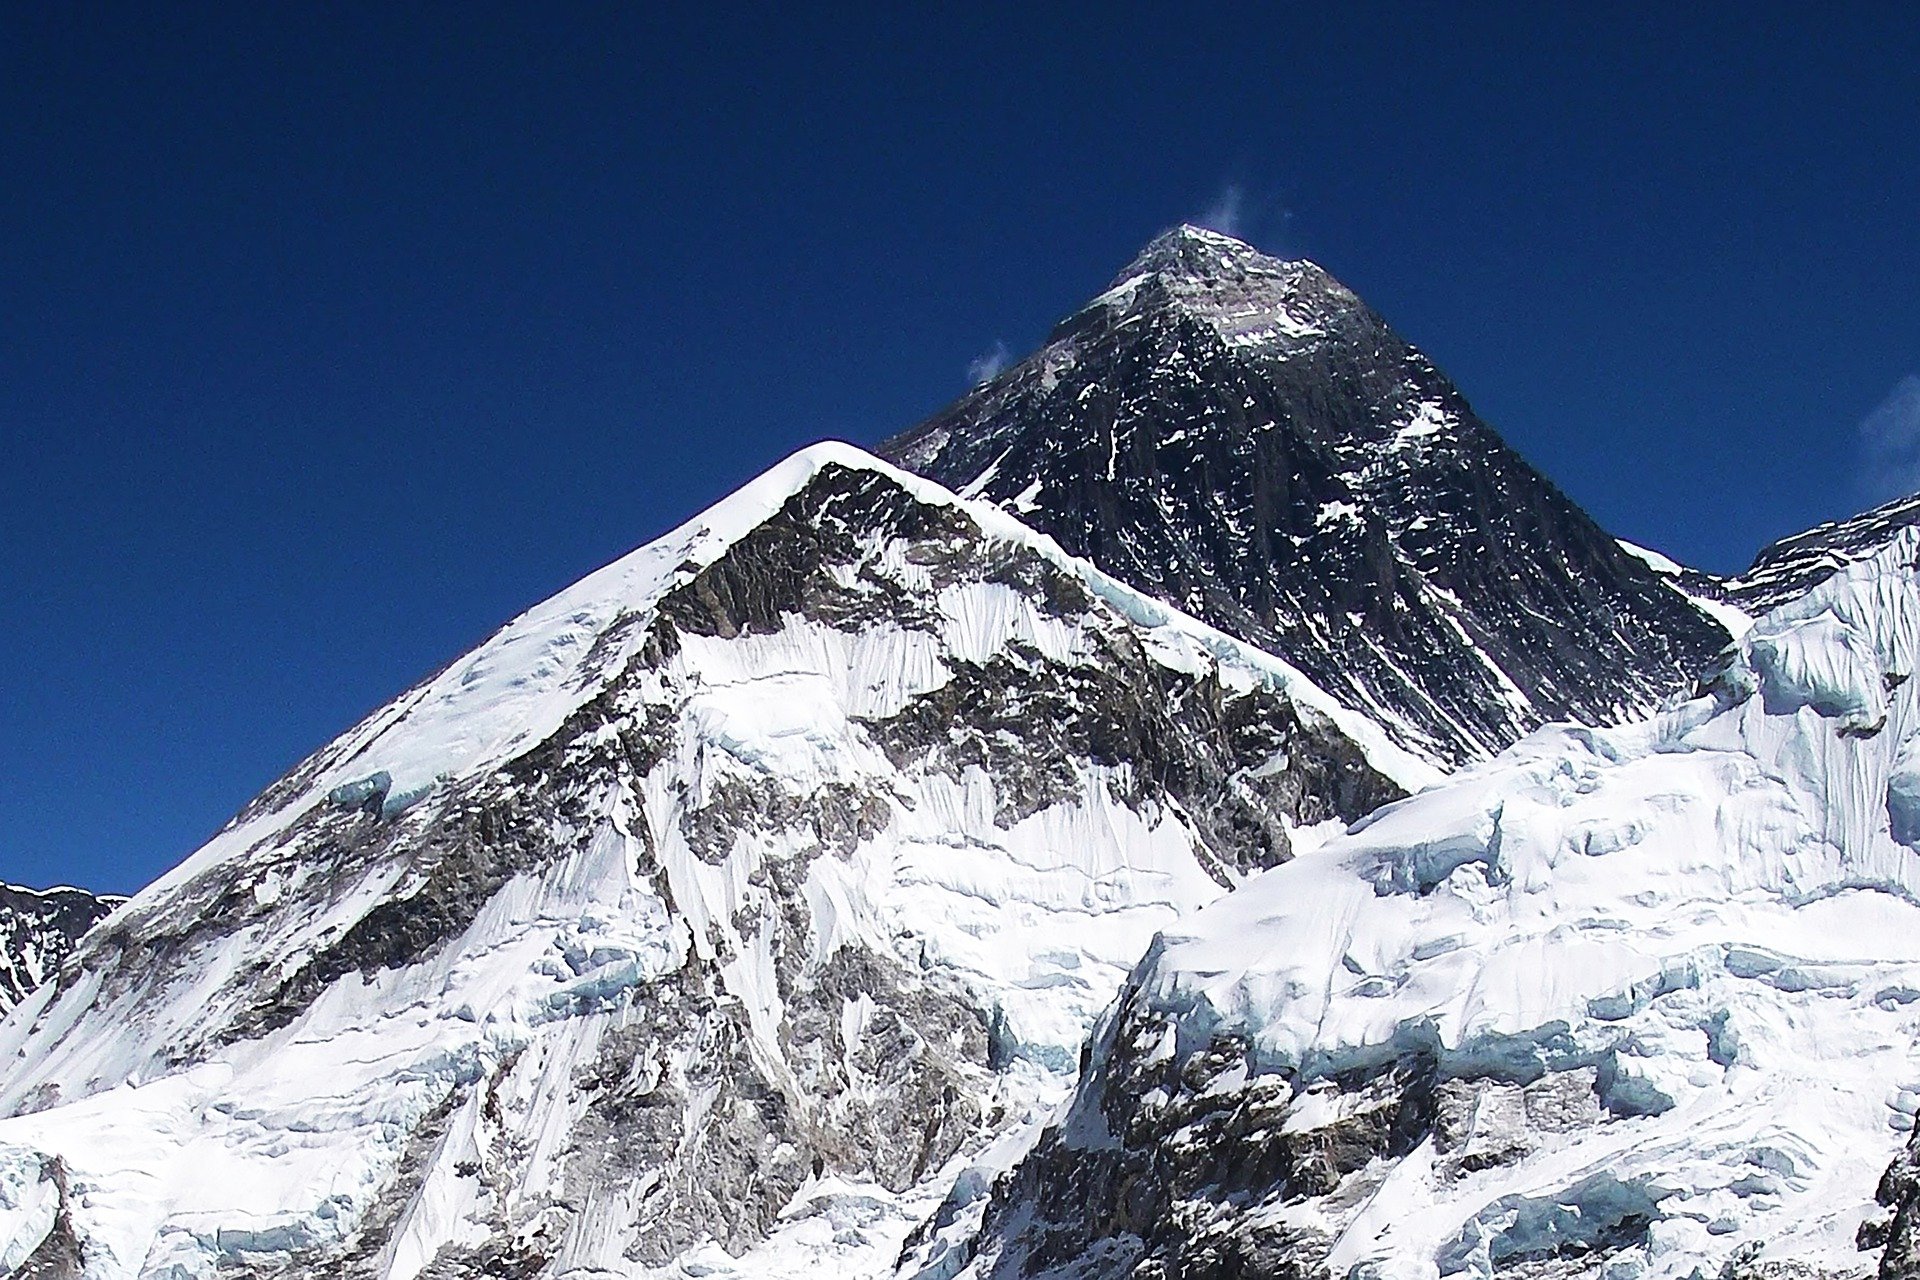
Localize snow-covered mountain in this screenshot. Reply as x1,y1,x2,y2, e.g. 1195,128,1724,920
7,226,1906,1280
0,444,1431,1279
1727,488,1920,614
0,883,120,1015
947,527,1920,1280
881,226,1734,766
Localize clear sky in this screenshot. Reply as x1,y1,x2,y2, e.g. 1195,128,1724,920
4,7,1918,894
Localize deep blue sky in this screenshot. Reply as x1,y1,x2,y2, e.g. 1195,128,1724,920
4,7,1917,894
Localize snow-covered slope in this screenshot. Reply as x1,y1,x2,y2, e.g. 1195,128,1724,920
882,225,1733,766
1727,489,1920,615
0,884,120,1014
951,528,1920,1280
0,443,1427,1279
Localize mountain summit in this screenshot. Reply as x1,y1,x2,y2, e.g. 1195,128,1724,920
882,228,1732,763
1089,223,1368,348
1107,222,1326,287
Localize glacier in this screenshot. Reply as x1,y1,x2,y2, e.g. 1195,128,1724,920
956,528,1920,1279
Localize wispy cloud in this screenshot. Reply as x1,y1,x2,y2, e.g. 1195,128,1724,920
966,339,1011,386
1858,375,1920,501
1197,183,1246,237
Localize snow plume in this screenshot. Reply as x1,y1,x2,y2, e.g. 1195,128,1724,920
1858,374,1920,501
1193,182,1299,254
966,339,1011,386
1197,182,1246,237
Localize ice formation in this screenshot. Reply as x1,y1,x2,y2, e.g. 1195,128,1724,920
956,530,1920,1279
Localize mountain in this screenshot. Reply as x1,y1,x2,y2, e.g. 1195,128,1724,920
0,883,120,1014
1726,488,1920,614
0,444,1430,1279
3,227,1877,1280
881,225,1733,766
941,528,1920,1280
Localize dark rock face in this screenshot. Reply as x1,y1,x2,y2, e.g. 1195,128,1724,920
14,1157,84,1279
881,225,1730,764
0,884,120,1013
951,969,1438,1280
1727,490,1920,615
946,977,1654,1280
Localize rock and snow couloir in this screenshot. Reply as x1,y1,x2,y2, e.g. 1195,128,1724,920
948,527,1920,1279
0,443,1430,1279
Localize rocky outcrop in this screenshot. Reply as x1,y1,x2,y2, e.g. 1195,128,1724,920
1874,1115,1920,1279
0,884,119,1014
956,994,1438,1280
1726,489,1920,614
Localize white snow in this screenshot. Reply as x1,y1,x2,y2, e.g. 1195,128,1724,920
1614,539,1687,577
1390,400,1452,450
1314,499,1361,530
